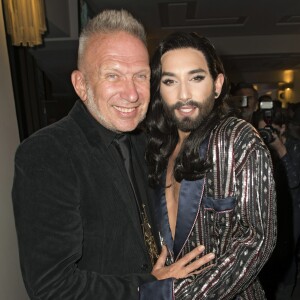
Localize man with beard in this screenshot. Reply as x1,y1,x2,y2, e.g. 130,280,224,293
12,12,213,300
140,32,277,299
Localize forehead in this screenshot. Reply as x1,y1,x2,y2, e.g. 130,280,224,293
84,31,149,70
161,48,208,72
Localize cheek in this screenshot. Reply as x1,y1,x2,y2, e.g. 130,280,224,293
160,86,173,104
93,84,115,106
138,82,150,101
191,89,210,103
195,89,208,100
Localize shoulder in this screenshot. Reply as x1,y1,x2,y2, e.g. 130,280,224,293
15,116,84,165
213,116,265,149
210,117,270,168
214,116,255,136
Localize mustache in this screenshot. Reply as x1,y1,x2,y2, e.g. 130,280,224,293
171,100,201,110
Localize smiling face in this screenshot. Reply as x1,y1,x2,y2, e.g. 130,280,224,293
159,48,224,134
71,31,150,132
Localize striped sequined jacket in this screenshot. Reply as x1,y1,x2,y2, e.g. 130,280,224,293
140,117,277,300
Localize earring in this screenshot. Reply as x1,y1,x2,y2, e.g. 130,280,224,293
215,92,219,98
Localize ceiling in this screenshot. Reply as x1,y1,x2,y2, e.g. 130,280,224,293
28,0,300,98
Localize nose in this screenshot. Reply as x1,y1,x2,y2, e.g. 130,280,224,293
178,82,192,102
120,78,139,102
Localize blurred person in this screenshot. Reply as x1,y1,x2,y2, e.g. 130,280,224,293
254,98,300,299
140,32,277,299
231,81,259,123
286,102,300,121
12,10,213,300
287,103,300,141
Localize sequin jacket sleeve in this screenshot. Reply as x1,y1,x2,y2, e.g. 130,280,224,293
174,117,277,299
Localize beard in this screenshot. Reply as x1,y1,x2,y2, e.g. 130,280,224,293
162,91,215,132
85,82,101,118
84,82,113,130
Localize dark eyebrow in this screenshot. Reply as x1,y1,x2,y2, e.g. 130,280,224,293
189,68,206,75
161,68,207,77
161,71,175,77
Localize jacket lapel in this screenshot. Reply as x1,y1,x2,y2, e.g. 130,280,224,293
173,138,209,258
131,134,162,252
155,178,205,259
155,184,174,253
155,137,209,259
106,144,145,242
173,178,205,259
70,103,146,248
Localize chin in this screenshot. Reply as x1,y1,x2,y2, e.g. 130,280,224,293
115,122,139,133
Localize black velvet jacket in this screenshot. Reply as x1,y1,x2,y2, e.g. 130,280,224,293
12,100,157,299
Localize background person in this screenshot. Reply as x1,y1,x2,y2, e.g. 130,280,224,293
254,98,300,299
230,81,259,124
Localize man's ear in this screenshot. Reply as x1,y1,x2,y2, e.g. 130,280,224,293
214,73,224,98
71,70,87,101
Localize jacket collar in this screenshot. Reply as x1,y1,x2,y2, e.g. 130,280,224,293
156,178,205,259
69,100,152,253
155,138,209,259
68,100,118,149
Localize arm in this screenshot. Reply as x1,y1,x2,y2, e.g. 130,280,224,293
267,129,299,189
280,153,300,189
279,144,300,190
12,134,155,300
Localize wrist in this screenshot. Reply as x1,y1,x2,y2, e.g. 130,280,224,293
277,145,287,158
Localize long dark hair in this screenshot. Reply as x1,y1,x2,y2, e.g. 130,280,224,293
145,32,229,187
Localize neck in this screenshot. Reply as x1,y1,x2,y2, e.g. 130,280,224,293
178,130,190,148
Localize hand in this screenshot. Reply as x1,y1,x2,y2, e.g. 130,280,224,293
269,133,287,158
151,245,215,280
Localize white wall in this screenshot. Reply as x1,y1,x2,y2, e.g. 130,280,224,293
0,1,29,299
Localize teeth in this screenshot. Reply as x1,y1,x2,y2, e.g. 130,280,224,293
180,108,193,113
114,106,136,113
179,106,194,113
